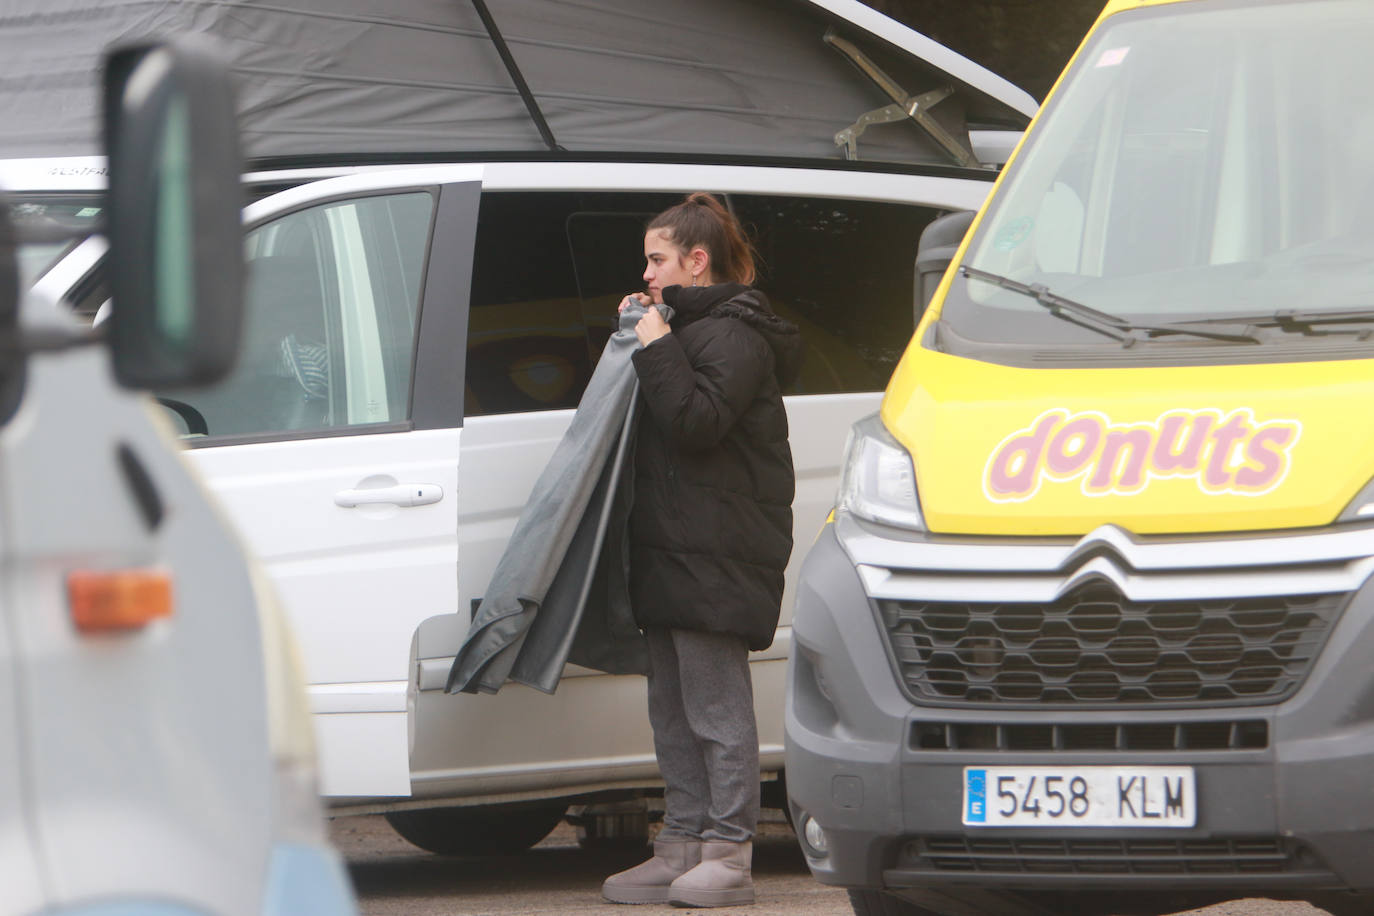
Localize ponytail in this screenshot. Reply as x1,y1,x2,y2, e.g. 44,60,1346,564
647,192,757,285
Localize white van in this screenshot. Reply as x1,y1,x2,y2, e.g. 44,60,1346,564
2,38,354,915
3,0,1034,853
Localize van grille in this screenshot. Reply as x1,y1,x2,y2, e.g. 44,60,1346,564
910,720,1268,751
905,836,1303,875
879,584,1345,706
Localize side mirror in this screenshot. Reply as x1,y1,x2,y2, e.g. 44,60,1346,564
914,209,976,323
0,196,16,333
103,37,243,389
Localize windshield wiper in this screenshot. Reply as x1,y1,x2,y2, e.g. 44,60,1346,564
960,266,1261,346
1173,308,1374,338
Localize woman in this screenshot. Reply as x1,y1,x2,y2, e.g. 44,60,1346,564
602,193,801,908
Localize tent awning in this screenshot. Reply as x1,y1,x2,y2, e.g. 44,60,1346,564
0,0,1033,168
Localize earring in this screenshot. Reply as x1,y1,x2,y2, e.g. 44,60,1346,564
691,274,699,287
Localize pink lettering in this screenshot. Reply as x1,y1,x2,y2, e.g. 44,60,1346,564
1153,414,1212,472
983,408,1299,502
1204,413,1251,488
1236,426,1296,489
1046,417,1103,476
987,412,1062,496
1089,428,1152,490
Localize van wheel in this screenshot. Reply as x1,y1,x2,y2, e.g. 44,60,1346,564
848,887,1064,916
384,802,567,856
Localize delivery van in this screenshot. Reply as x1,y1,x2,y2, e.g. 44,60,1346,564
1,0,1036,855
783,1,1374,915
1,38,354,916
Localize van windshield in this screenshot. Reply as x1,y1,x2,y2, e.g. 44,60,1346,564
943,0,1374,352
9,195,103,287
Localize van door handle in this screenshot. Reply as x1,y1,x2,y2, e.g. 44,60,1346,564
334,484,443,508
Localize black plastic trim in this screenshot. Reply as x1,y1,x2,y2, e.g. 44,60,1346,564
181,421,412,449
242,150,1000,183
870,588,1348,712
880,866,1331,891
116,443,164,531
932,312,1374,370
910,719,1270,752
411,181,480,431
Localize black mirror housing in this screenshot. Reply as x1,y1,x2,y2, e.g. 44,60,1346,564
104,37,243,389
0,198,23,424
0,195,16,333
914,209,976,323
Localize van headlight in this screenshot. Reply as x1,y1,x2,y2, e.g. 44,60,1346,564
1338,476,1374,521
836,413,925,531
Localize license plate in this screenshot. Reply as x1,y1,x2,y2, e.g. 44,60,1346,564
963,766,1196,827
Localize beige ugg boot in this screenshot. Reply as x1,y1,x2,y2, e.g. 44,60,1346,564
602,836,703,904
667,839,755,908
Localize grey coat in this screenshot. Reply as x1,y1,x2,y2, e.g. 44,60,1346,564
445,303,657,695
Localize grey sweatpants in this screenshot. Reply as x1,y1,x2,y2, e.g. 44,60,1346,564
646,627,760,843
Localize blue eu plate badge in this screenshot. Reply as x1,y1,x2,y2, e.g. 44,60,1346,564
965,768,988,823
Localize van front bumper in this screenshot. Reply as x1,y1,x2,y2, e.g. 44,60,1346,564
784,518,1374,894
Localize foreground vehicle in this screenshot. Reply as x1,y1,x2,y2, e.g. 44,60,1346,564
784,1,1374,914
3,0,1034,851
1,39,354,916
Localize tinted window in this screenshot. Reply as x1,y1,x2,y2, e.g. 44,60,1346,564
466,192,676,417
733,196,938,393
160,191,434,439
465,191,940,416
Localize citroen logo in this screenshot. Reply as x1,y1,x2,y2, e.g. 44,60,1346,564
1055,525,1138,599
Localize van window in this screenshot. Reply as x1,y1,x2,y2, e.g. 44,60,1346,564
465,192,675,417
9,195,103,288
732,195,937,394
465,191,938,416
945,0,1374,353
160,191,434,439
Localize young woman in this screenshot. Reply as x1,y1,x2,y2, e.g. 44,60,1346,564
602,193,801,908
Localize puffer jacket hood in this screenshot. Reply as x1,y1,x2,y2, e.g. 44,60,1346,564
663,283,803,389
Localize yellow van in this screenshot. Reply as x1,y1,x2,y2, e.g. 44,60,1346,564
784,1,1374,914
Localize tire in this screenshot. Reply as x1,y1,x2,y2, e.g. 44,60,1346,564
384,801,567,856
848,887,1066,916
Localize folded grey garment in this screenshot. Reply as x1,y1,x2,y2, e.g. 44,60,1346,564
280,333,329,399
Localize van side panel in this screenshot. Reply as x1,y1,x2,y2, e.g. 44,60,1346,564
5,301,275,911
0,532,46,911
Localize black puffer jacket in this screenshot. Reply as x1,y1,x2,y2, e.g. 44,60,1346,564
628,283,802,650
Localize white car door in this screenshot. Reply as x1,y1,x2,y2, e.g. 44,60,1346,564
167,167,482,796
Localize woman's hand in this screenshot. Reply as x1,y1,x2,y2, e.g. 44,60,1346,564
635,306,671,346
618,292,652,314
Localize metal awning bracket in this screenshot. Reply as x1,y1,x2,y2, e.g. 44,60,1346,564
825,29,977,167
835,87,958,161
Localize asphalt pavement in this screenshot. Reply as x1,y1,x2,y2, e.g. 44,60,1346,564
332,813,1333,916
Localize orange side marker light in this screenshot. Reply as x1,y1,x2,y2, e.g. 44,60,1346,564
68,570,173,632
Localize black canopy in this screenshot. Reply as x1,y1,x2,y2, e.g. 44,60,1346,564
0,0,1033,167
